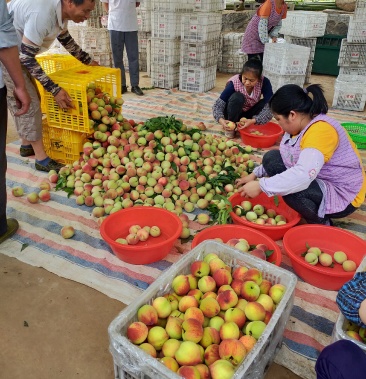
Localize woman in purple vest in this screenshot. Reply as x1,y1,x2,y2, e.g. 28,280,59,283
242,0,287,61
236,84,366,225
212,58,274,131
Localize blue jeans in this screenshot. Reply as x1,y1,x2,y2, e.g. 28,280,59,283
0,86,8,234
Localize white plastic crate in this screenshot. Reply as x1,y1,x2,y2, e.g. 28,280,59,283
221,32,245,55
181,12,222,42
218,51,247,73
280,11,328,38
151,63,180,89
264,71,306,92
137,9,151,32
138,32,151,53
139,51,147,72
283,36,317,60
263,43,310,75
180,39,220,68
92,52,113,68
151,0,193,12
151,12,182,39
193,0,226,12
108,241,297,379
179,64,217,92
79,28,111,53
332,76,366,112
355,0,366,18
151,38,181,65
347,16,366,43
331,255,366,353
139,0,152,10
339,67,366,83
305,60,313,84
338,39,366,67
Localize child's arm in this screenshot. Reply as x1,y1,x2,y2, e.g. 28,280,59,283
360,299,366,325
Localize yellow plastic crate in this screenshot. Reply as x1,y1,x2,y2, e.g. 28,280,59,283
35,54,83,113
44,66,121,133
42,120,89,165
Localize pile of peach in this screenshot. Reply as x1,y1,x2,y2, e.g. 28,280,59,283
344,319,366,345
115,224,161,245
126,253,286,379
303,246,357,272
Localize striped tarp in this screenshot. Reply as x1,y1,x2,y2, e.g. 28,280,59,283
3,88,366,379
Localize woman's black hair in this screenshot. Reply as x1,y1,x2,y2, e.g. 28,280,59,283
269,84,328,119
240,58,263,79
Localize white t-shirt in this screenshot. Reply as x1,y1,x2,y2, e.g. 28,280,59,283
8,0,65,53
100,0,138,32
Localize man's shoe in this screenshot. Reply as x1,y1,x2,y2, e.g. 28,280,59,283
20,146,35,157
122,86,128,94
35,159,64,173
131,86,144,96
0,218,19,245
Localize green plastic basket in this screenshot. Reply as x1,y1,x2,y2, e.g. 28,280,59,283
341,122,366,150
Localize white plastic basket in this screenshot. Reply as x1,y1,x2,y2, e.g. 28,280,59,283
305,60,313,84
138,32,151,53
264,71,306,93
180,39,221,68
283,36,317,60
137,9,151,32
193,0,226,12
331,255,366,352
151,12,182,39
218,51,247,74
151,0,193,12
139,0,152,10
79,28,111,53
280,11,328,38
92,52,113,68
355,0,366,18
151,38,181,65
332,76,366,112
221,32,245,55
347,16,366,43
263,43,310,76
179,65,217,92
338,67,366,83
108,241,297,379
151,63,180,89
338,39,366,68
181,12,222,42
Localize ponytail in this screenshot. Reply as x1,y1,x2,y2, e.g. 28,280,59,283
269,84,328,119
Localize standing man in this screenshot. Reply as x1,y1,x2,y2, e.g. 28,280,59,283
3,0,99,173
101,0,144,96
0,0,31,243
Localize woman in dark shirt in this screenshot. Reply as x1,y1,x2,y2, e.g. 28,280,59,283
213,58,273,131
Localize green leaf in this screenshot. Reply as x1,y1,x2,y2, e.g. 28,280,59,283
171,161,178,173
274,195,279,207
21,243,29,252
305,242,310,249
55,176,66,191
301,251,308,257
265,249,274,258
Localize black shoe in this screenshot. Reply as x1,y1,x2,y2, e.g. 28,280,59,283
122,86,128,94
20,146,35,157
131,86,144,96
35,159,64,173
0,218,19,245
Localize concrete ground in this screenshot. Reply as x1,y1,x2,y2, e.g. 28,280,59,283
1,71,340,379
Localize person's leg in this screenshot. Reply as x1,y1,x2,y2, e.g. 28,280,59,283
224,92,245,122
262,150,327,224
243,98,266,119
110,30,127,90
0,86,19,241
315,340,366,379
125,31,139,87
327,203,357,220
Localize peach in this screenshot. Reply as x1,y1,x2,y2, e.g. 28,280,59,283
235,299,248,312
200,297,221,318
204,344,221,366
147,326,169,350
307,246,322,257
245,320,266,340
203,253,219,264
240,280,260,302
239,335,257,352
187,274,198,290
177,366,201,379
172,275,191,296
161,339,181,358
12,186,24,197
27,192,39,204
217,290,238,311
152,296,172,318
139,342,157,357
137,304,158,326
160,356,179,372
182,318,204,343
305,252,318,265
163,293,179,312
198,275,217,293
202,291,217,299
137,228,150,242
264,310,273,324
319,253,333,267
256,294,274,313
231,279,244,296
179,296,199,312
244,301,266,322
343,260,357,272
187,289,203,302
195,364,211,379
184,307,205,325
209,258,227,275
224,307,246,329
165,316,183,339
127,321,148,344
242,268,262,285
219,339,247,365
259,279,272,295
334,251,348,264
220,321,240,340
250,248,266,261
232,266,249,280
213,268,233,287
197,213,210,225
269,283,286,304
346,330,363,342
209,359,235,379
191,260,210,278
200,327,221,348
61,226,75,239
150,225,161,237
175,341,203,366
209,316,225,332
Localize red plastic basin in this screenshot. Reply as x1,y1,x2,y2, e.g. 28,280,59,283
239,121,283,148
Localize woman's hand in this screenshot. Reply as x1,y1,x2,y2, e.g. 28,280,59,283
219,118,236,131
235,172,256,187
237,118,256,130
238,180,262,198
